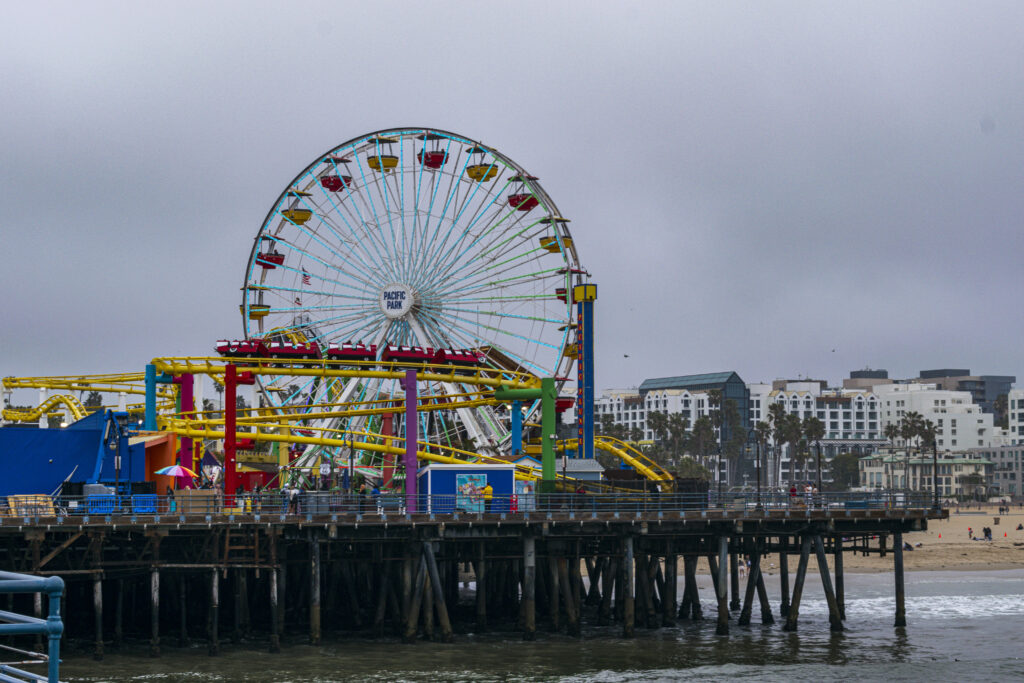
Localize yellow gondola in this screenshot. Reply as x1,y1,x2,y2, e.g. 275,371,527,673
281,208,312,225
368,154,399,172
539,236,573,253
466,163,498,182
241,304,271,320
563,343,579,359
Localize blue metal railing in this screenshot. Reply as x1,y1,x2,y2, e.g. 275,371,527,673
0,490,937,521
0,571,63,683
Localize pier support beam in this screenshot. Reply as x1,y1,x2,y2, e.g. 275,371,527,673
424,542,453,642
812,535,844,631
599,556,615,626
149,569,160,657
782,536,812,632
558,557,579,636
662,553,677,627
738,544,760,626
715,536,729,635
522,536,536,640
547,556,559,632
268,534,280,653
833,534,845,620
729,550,741,611
309,537,321,646
779,537,790,617
92,575,103,661
894,531,906,628
622,536,635,638
403,554,426,643
475,541,487,632
208,569,219,656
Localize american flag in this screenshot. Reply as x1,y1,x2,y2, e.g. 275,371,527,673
294,297,302,306
301,269,311,286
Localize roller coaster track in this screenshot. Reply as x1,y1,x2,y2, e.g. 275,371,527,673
2,394,89,422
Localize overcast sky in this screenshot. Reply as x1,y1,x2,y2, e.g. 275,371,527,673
2,1,1023,399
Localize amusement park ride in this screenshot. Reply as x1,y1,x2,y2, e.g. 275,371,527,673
2,127,673,498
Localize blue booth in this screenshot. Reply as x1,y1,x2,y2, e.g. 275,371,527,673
417,463,515,514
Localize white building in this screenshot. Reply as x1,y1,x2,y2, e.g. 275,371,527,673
747,381,885,486
859,450,993,498
594,387,714,442
1008,389,1024,446
873,383,996,450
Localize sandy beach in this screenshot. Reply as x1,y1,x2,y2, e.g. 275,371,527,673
753,504,1024,575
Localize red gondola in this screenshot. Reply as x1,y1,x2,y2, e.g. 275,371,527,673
417,149,447,169
507,193,539,212
256,251,285,269
555,287,568,303
320,174,353,192
555,397,575,413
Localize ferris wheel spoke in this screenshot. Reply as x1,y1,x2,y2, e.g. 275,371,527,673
411,149,477,283
409,142,465,282
439,306,565,326
351,151,402,282
438,251,553,298
424,178,517,281
429,307,559,355
299,173,391,283
264,233,379,292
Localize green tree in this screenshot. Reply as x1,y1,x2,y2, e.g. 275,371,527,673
828,453,861,491
83,391,103,412
753,419,772,488
667,413,690,458
690,415,716,470
674,456,712,481
782,413,805,483
899,411,924,491
722,399,745,486
994,393,1009,429
884,422,899,449
647,410,669,445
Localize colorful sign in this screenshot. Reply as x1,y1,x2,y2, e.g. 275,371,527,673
515,479,536,512
456,473,487,513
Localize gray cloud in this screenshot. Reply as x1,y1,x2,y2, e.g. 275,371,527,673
2,1,1022,397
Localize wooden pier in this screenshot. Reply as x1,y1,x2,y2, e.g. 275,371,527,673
1,504,944,656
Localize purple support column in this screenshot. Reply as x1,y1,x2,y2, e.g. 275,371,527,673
174,374,195,472
400,369,418,513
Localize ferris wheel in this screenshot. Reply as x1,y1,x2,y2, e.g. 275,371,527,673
242,127,583,455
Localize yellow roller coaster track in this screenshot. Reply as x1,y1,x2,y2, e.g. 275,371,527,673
2,394,89,422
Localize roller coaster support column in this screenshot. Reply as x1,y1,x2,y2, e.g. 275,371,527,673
399,370,418,513
173,373,195,473
224,365,255,499
574,284,597,460
511,401,523,456
495,378,557,492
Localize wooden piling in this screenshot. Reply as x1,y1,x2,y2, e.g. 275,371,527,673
178,575,189,648
269,566,280,652
93,574,103,661
599,556,615,626
424,542,453,642
894,531,906,627
149,570,160,657
522,535,536,640
738,544,760,626
373,562,390,637
208,569,219,655
403,554,426,643
833,534,846,620
729,550,741,611
309,537,321,646
662,553,677,627
114,578,124,650
779,536,791,617
475,541,487,631
547,555,560,632
715,536,730,635
755,567,774,624
585,556,602,606
782,536,812,632
812,535,843,631
558,557,580,636
622,536,635,638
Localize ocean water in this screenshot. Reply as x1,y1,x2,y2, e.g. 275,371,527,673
56,569,1024,682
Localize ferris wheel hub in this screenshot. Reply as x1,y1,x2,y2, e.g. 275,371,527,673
380,283,416,320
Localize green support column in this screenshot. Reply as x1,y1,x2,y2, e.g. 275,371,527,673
495,377,557,493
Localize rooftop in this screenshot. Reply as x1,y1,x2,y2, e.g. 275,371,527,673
639,372,742,393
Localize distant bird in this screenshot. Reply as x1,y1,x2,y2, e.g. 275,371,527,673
832,349,836,352
623,354,630,358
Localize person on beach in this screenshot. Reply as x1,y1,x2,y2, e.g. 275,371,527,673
968,527,973,539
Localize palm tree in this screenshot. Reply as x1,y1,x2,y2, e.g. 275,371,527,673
754,420,772,501
768,403,787,488
647,410,669,446
802,415,826,491
782,413,804,484
919,419,939,507
691,415,716,471
883,423,899,451
667,413,690,465
900,411,924,493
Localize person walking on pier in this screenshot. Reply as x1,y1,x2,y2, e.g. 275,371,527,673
482,481,493,513
166,486,175,513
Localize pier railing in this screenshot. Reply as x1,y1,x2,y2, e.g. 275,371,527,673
0,571,64,683
1,490,936,522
